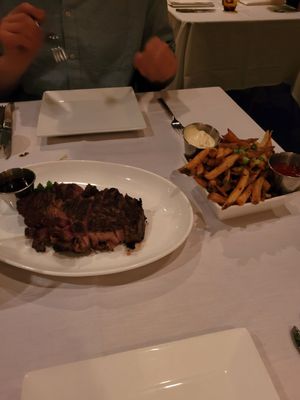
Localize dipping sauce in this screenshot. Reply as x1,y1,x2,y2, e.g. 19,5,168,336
271,162,300,177
0,168,36,197
184,124,216,148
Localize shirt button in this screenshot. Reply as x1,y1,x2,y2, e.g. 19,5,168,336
64,10,72,17
69,53,76,60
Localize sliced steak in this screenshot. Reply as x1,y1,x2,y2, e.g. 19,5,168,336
16,183,146,254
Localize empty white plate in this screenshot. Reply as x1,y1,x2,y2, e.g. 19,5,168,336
36,87,146,137
21,328,280,400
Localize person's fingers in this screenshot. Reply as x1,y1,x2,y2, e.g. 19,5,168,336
134,37,177,82
1,14,43,49
0,14,44,53
9,2,45,23
0,30,34,50
3,13,40,34
133,52,145,72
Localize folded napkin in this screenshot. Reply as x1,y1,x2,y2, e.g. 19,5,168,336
168,0,215,7
238,0,274,5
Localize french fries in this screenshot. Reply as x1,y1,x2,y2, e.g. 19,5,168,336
179,129,276,209
223,168,249,209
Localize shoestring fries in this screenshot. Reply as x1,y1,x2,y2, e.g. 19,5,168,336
179,129,275,209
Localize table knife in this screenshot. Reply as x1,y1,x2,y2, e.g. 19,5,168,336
0,103,14,159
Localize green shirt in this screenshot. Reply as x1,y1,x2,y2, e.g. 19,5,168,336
0,0,174,99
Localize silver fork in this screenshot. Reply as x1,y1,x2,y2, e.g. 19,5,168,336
158,97,184,134
47,32,68,63
34,21,68,63
51,45,68,63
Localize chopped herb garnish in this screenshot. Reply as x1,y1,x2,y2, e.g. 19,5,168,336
241,156,250,165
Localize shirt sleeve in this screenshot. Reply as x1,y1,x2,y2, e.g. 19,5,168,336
132,0,175,92
142,0,175,51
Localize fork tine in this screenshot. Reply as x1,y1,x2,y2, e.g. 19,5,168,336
57,48,65,62
51,47,68,63
58,46,68,61
51,48,58,62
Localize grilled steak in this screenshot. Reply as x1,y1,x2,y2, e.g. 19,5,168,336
16,183,146,254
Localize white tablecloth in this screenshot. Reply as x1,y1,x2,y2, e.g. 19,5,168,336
0,87,300,400
168,4,300,102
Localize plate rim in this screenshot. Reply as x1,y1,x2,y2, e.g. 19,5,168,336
0,160,194,277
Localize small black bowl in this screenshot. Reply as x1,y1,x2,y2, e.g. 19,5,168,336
0,168,36,209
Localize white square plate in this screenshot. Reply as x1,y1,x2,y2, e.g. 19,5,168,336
21,328,280,400
36,87,146,137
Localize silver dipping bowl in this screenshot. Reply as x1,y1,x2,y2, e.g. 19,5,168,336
183,123,220,160
0,168,36,209
269,152,300,194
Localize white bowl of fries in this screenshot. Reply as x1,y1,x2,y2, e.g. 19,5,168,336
179,129,297,220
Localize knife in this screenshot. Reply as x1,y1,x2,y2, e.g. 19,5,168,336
0,103,14,159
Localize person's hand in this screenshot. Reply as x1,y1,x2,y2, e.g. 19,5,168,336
133,36,177,83
0,2,45,62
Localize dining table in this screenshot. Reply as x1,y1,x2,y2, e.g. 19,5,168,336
0,86,300,400
168,2,300,104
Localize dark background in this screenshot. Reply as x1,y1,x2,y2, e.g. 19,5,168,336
227,83,300,153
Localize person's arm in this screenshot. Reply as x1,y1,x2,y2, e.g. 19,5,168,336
133,0,177,91
0,2,45,99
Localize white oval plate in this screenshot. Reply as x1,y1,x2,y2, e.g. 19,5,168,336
0,160,193,277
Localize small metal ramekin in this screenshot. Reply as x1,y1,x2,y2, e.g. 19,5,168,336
268,152,300,194
183,122,220,160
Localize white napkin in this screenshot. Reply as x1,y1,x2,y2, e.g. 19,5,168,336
238,0,274,5
168,0,215,7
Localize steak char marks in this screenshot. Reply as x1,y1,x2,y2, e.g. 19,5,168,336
16,183,146,254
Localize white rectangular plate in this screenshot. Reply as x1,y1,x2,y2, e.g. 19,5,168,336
36,87,146,137
21,328,280,400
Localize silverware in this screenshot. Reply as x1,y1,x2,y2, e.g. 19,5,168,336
0,103,14,159
34,20,68,63
46,32,68,63
176,8,216,12
49,42,68,63
291,326,300,352
158,98,184,134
